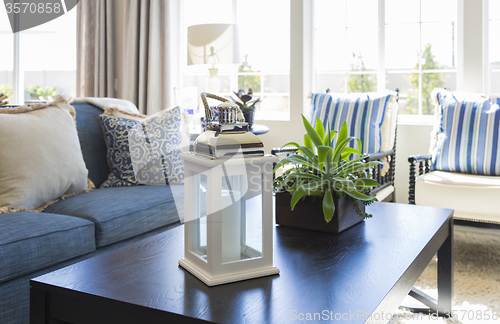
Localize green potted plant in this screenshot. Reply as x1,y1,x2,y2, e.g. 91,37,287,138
273,116,382,233
231,88,260,128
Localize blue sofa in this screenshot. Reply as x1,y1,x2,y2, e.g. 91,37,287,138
0,102,183,324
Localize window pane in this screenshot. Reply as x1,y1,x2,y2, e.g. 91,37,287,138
263,74,288,93
0,5,13,104
346,0,377,27
387,72,455,115
258,96,288,113
315,73,345,93
346,27,377,71
184,0,232,26
238,74,261,93
237,0,289,116
385,0,419,24
347,73,377,93
490,21,500,68
21,7,77,100
421,22,457,68
238,0,289,71
421,0,457,22
386,24,420,69
491,71,500,92
314,0,346,29
491,0,500,20
314,28,346,71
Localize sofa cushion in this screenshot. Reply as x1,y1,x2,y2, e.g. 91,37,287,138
99,107,185,187
431,90,500,176
0,98,89,210
42,185,182,247
72,102,112,188
310,91,395,154
415,171,500,223
0,212,95,284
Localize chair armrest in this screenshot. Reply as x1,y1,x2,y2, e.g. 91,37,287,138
408,153,432,204
365,150,394,161
408,153,432,163
271,147,298,156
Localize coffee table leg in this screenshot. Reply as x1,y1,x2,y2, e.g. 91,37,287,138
437,218,453,314
30,285,47,324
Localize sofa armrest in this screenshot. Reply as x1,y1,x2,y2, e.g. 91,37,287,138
408,153,432,204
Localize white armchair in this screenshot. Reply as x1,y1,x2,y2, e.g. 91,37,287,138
409,90,500,226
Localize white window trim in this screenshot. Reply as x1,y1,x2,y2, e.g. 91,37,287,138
12,15,24,105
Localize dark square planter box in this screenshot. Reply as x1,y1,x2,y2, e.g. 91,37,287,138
275,191,364,233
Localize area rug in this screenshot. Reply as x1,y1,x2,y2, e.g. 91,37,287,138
390,229,500,324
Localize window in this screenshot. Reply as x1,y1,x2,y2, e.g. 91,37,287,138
313,0,457,116
0,6,77,105
489,0,500,93
181,0,290,121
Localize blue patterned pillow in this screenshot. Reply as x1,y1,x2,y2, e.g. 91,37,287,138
311,92,393,154
432,91,500,175
100,107,184,187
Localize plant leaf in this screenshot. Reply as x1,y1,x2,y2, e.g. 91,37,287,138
290,187,307,210
317,145,332,166
280,142,301,151
273,154,321,173
323,130,337,146
301,115,323,147
348,161,384,174
337,121,348,146
356,138,363,153
330,177,356,190
343,187,377,201
315,118,325,141
353,178,379,187
304,134,314,152
332,136,357,163
299,146,319,165
324,146,334,175
322,189,335,223
285,173,322,182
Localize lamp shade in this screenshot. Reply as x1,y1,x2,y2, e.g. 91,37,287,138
187,24,241,66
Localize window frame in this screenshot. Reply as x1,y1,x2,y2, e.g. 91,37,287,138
311,0,456,122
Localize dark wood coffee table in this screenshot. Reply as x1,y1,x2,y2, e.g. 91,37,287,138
30,202,453,324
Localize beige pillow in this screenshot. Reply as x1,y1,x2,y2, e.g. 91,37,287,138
0,97,89,210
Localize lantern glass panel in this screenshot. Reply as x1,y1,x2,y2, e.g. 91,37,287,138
221,173,263,264
191,173,208,261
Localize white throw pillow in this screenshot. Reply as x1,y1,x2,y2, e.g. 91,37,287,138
0,97,89,210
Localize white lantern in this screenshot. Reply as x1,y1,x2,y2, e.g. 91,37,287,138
178,93,279,286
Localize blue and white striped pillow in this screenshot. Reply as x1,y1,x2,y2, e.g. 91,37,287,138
311,92,393,154
432,92,500,175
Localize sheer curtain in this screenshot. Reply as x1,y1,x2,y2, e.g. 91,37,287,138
76,0,115,97
122,0,174,115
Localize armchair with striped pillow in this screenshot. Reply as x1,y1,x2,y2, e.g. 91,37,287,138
409,89,500,227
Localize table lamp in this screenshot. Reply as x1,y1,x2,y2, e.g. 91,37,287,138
187,24,241,93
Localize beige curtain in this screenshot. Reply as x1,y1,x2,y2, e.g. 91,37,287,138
122,0,172,115
76,0,115,98
76,0,115,97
